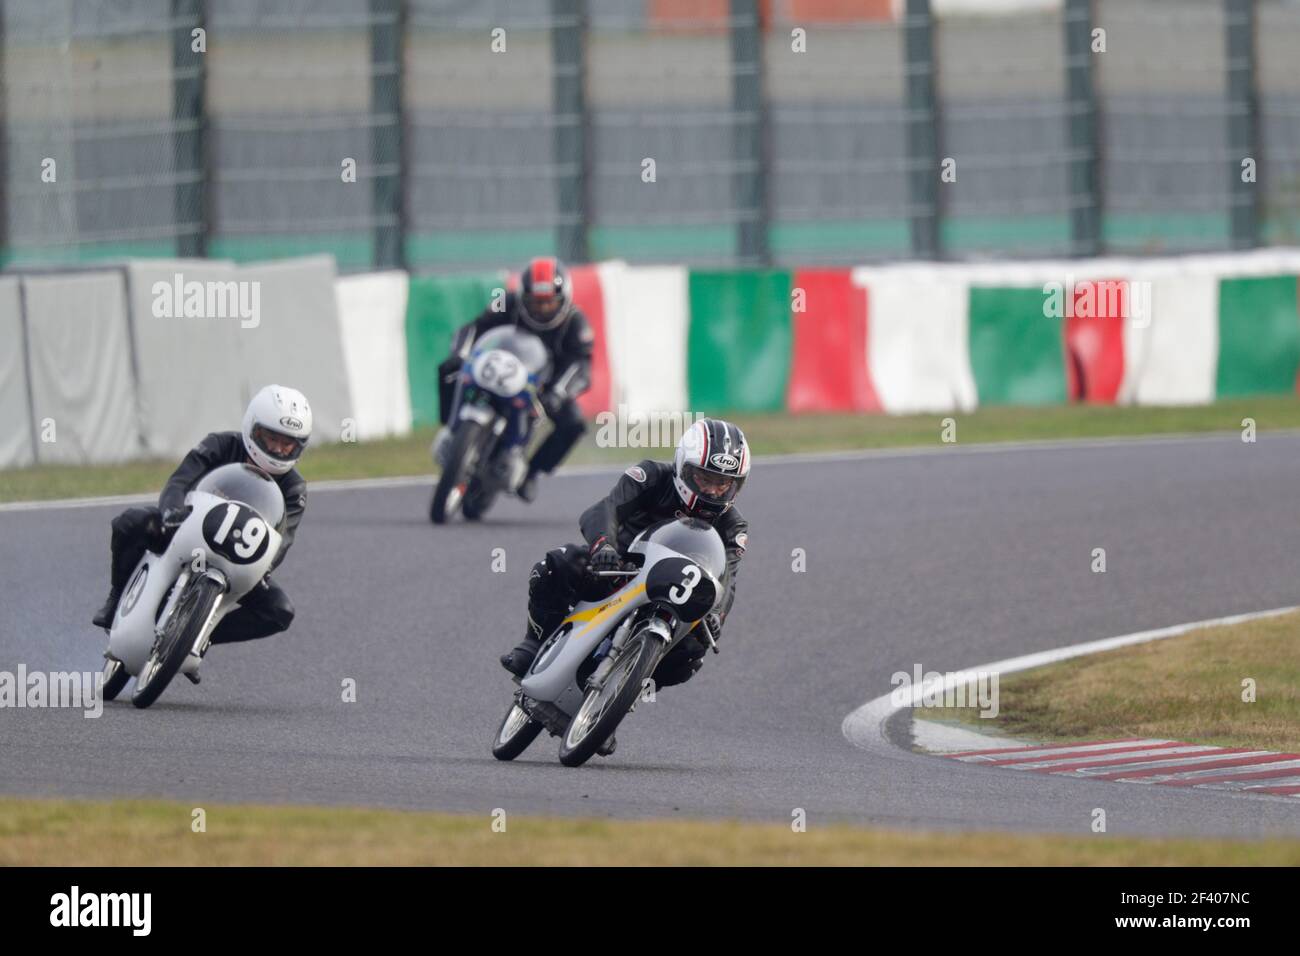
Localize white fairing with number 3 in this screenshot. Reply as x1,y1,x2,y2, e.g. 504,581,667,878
107,469,283,679
520,519,726,715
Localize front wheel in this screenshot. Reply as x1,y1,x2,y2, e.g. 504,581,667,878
430,421,487,524
492,701,544,761
461,477,499,522
100,655,129,702
558,630,661,767
131,576,222,709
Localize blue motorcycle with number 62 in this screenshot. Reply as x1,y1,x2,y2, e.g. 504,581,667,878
430,326,552,524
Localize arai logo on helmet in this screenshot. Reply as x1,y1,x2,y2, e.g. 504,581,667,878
279,416,304,431
709,452,740,471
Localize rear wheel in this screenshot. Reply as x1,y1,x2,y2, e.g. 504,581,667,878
131,576,222,709
430,421,487,524
492,701,544,761
558,630,661,767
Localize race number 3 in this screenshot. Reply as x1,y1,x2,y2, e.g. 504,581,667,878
668,564,701,605
646,557,717,621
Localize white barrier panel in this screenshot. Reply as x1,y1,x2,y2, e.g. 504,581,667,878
855,265,978,414
126,259,247,457
0,278,35,469
22,271,141,464
234,256,354,444
335,270,412,439
604,263,690,416
1123,270,1219,406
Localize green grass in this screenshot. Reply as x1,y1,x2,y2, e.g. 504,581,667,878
1,797,1295,866
928,610,1300,753
3,396,1298,504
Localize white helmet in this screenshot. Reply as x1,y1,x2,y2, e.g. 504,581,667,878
242,385,312,476
673,418,749,520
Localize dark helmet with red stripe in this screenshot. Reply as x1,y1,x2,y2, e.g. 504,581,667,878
673,418,750,520
517,256,573,332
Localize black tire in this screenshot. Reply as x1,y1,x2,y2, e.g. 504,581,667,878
131,576,222,709
430,421,487,524
461,477,498,522
558,630,661,767
100,655,129,702
491,701,545,761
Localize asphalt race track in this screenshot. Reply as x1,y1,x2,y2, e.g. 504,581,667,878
3,434,1300,839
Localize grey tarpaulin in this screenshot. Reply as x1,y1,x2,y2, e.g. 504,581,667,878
126,259,247,457
0,277,35,469
22,271,141,464
234,256,353,443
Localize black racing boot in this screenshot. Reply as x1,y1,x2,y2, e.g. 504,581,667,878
92,587,123,630
500,631,542,677
516,468,540,503
93,538,137,631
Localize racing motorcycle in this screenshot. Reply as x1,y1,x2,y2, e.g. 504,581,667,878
99,463,285,709
430,326,551,524
491,517,724,767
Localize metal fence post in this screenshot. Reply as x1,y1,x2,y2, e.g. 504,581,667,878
172,0,207,258
552,0,589,265
371,0,406,269
1225,0,1260,249
730,0,768,266
904,0,940,259
1064,0,1101,256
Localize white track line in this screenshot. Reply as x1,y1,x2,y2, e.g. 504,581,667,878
840,606,1300,757
0,428,1288,515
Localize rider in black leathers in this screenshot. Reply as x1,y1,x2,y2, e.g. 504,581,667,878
91,386,312,650
501,418,751,690
435,256,593,502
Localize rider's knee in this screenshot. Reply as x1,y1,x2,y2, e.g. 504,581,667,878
262,588,295,631
111,506,158,540
559,403,585,435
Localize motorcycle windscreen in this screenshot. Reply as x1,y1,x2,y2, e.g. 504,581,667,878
473,327,552,378
193,463,287,528
641,518,727,579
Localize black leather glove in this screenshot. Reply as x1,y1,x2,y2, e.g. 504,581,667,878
161,506,192,531
589,538,621,573
702,612,722,640
438,356,462,382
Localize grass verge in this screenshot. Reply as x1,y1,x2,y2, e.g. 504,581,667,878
929,610,1300,752
1,797,1296,865
2,396,1298,504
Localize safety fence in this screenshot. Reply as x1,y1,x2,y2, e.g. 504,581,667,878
6,1,1300,272
5,250,1300,470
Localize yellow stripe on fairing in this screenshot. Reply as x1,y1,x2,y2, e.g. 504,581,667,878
562,583,646,635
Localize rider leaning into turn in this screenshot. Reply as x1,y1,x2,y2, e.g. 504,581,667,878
501,418,751,692
91,386,313,655
434,256,594,503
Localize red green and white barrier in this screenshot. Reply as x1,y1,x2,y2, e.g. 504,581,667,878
6,251,1300,468
341,249,1300,436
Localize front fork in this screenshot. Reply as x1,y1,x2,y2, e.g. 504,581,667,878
584,612,673,693
152,566,228,660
